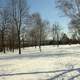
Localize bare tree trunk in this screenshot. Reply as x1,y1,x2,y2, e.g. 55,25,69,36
9,38,12,51
39,28,42,52
18,31,21,54
12,39,14,52
57,33,59,47
1,32,5,53
12,26,15,52
19,38,21,54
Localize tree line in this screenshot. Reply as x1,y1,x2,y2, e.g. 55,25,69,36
0,0,79,54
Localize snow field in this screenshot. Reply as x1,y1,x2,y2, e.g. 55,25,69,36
0,44,80,80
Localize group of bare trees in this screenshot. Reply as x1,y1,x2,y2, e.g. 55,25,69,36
52,23,61,46
56,0,80,43
10,0,29,54
0,0,49,54
0,0,79,54
0,0,30,54
30,13,49,51
0,6,12,53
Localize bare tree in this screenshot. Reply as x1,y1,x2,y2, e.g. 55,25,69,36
69,18,80,41
52,23,61,47
56,0,80,41
31,13,48,51
6,23,18,52
56,0,80,18
8,0,29,54
29,27,38,48
0,7,10,53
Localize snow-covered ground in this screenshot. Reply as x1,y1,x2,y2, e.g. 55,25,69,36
0,44,80,80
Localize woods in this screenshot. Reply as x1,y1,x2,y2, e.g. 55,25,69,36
0,0,80,54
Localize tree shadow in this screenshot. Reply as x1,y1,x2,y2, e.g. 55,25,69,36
0,69,67,77
0,68,80,79
47,68,80,80
0,52,79,60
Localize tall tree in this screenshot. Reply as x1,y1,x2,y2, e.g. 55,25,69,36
9,0,29,54
56,0,80,18
52,23,61,46
0,7,10,53
69,18,80,40
56,0,80,40
31,13,47,51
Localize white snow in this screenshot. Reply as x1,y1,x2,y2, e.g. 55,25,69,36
0,44,80,80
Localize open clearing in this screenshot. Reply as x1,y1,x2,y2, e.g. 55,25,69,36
0,45,80,80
